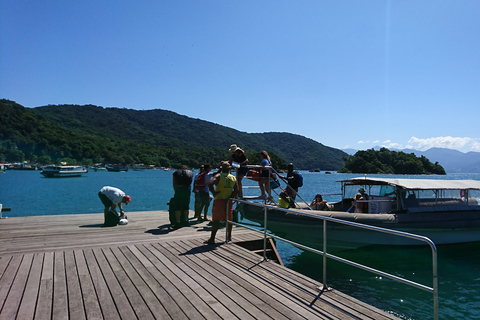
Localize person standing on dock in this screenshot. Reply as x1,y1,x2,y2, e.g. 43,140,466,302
172,165,194,229
98,186,131,224
193,163,213,222
204,161,238,244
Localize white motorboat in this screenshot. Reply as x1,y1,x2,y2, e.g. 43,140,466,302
240,177,480,247
40,165,88,178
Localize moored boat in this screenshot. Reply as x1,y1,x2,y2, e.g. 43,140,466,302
240,177,480,247
105,165,128,172
40,165,88,178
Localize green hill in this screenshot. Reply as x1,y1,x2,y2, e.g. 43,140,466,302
339,148,446,174
0,99,347,169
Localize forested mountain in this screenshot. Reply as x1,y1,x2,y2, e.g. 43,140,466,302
0,99,347,169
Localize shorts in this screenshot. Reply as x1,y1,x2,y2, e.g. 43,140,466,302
99,192,113,207
172,187,191,211
237,166,249,177
194,191,211,206
212,199,233,222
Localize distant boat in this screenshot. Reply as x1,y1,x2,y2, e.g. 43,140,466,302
133,164,146,171
40,165,87,178
106,165,128,172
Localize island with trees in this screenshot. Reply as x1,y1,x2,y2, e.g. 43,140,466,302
339,148,446,174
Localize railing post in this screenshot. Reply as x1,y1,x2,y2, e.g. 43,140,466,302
226,199,230,243
263,205,268,261
323,220,327,289
432,245,438,320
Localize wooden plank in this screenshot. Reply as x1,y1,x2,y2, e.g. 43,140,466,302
216,241,352,318
174,239,289,320
114,246,169,319
34,252,54,320
155,242,255,319
0,254,33,320
0,256,12,281
102,247,154,319
148,243,235,319
192,239,341,319
16,253,43,319
179,239,324,320
0,255,22,314
52,251,68,320
136,244,217,320
74,250,103,320
83,249,120,320
64,250,86,320
122,245,190,320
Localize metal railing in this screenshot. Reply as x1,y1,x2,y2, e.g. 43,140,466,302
225,199,439,320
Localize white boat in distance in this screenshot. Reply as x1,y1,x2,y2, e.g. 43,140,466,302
241,177,480,247
40,165,88,178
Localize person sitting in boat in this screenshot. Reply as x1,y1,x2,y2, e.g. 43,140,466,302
228,144,249,198
98,186,131,225
310,194,329,211
353,188,369,213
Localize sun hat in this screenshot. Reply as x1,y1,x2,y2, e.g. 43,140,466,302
229,144,239,153
124,195,131,205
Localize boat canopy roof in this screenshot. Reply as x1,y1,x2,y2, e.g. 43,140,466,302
338,177,480,190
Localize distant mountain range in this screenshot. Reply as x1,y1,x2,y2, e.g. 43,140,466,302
343,147,480,173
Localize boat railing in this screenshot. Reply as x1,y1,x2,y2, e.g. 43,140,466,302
226,199,439,320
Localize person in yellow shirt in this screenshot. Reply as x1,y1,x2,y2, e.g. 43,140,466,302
204,161,238,244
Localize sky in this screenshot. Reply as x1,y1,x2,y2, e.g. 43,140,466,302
1,1,479,153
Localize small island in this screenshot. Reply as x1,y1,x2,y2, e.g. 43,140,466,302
339,148,446,174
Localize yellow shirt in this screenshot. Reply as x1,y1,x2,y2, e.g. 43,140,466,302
214,173,236,200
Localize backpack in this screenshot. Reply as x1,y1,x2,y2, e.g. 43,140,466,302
296,171,303,187
194,172,206,191
104,209,120,227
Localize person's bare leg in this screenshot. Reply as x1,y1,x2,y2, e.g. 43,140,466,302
205,221,220,243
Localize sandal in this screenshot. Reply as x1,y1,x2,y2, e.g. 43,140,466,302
203,239,215,245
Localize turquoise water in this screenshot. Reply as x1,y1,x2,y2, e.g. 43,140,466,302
1,169,479,319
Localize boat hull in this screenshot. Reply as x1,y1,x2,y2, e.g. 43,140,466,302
106,165,128,172
40,166,87,178
239,203,480,248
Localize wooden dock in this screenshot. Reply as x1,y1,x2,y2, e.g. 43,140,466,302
0,211,399,319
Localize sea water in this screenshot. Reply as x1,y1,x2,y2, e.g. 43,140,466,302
1,169,479,319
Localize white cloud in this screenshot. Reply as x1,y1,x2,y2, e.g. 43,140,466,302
408,136,480,152
381,142,400,149
347,136,480,153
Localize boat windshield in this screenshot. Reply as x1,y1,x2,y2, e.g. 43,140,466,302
343,184,396,198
